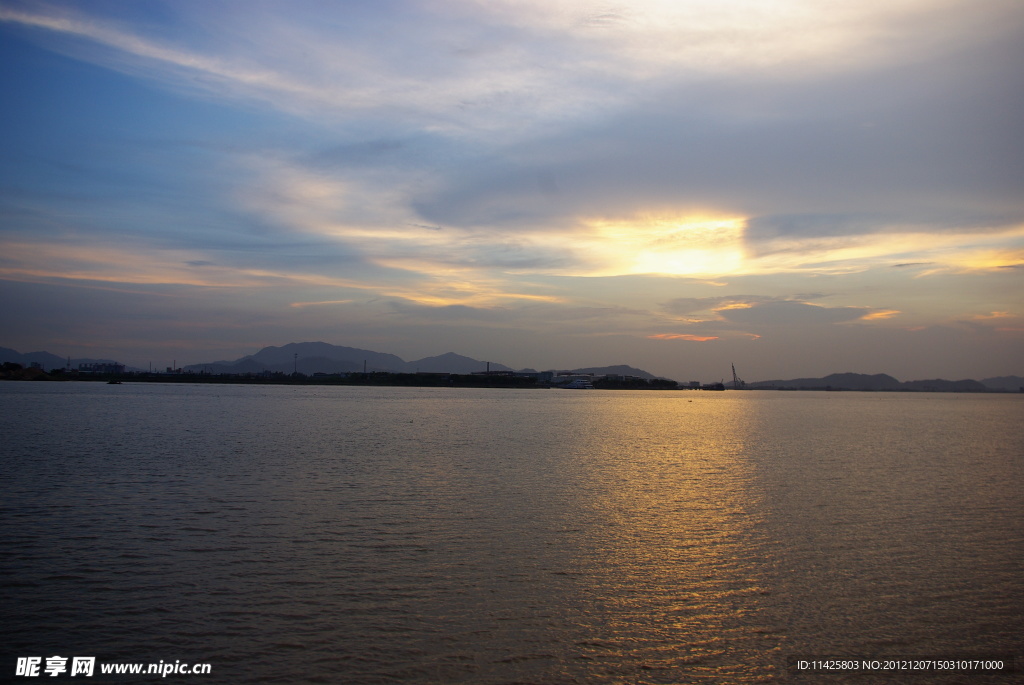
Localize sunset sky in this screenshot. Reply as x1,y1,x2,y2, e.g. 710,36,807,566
1,0,1022,381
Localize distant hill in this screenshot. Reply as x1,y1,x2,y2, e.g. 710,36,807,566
0,346,67,369
2,344,1018,389
981,375,1024,392
748,372,993,392
564,364,658,380
0,346,118,370
184,343,663,377
901,378,989,392
243,342,407,373
748,373,902,390
185,342,513,375
406,352,511,374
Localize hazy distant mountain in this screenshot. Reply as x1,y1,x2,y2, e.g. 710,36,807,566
0,346,116,370
981,375,1024,392
186,342,400,374
252,342,407,371
566,364,658,380
3,343,1017,388
748,372,991,392
0,347,66,369
186,342,512,375
406,352,511,374
748,372,903,390
901,378,989,392
185,343,662,377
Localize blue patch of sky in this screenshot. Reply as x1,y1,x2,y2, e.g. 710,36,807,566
0,28,311,250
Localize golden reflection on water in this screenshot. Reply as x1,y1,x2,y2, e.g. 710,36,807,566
553,394,781,679
5,385,1020,684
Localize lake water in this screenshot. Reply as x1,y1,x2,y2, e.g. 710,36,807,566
1,382,1021,683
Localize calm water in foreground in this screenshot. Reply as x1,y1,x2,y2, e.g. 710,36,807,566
1,382,1021,683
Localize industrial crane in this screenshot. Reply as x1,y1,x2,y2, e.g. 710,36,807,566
731,363,745,389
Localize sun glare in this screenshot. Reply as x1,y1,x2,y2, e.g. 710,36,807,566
584,215,747,277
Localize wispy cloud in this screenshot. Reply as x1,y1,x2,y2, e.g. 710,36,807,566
861,309,901,320
648,333,719,342
2,0,1022,377
716,300,868,326
7,0,1020,136
288,300,354,309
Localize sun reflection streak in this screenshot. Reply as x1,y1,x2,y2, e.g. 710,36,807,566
554,395,778,676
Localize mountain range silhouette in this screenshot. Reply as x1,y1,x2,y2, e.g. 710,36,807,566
2,343,1020,389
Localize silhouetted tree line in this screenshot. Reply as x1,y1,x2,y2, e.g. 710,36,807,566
2,364,679,389
0,362,65,381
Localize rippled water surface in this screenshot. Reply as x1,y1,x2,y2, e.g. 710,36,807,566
2,382,1021,683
